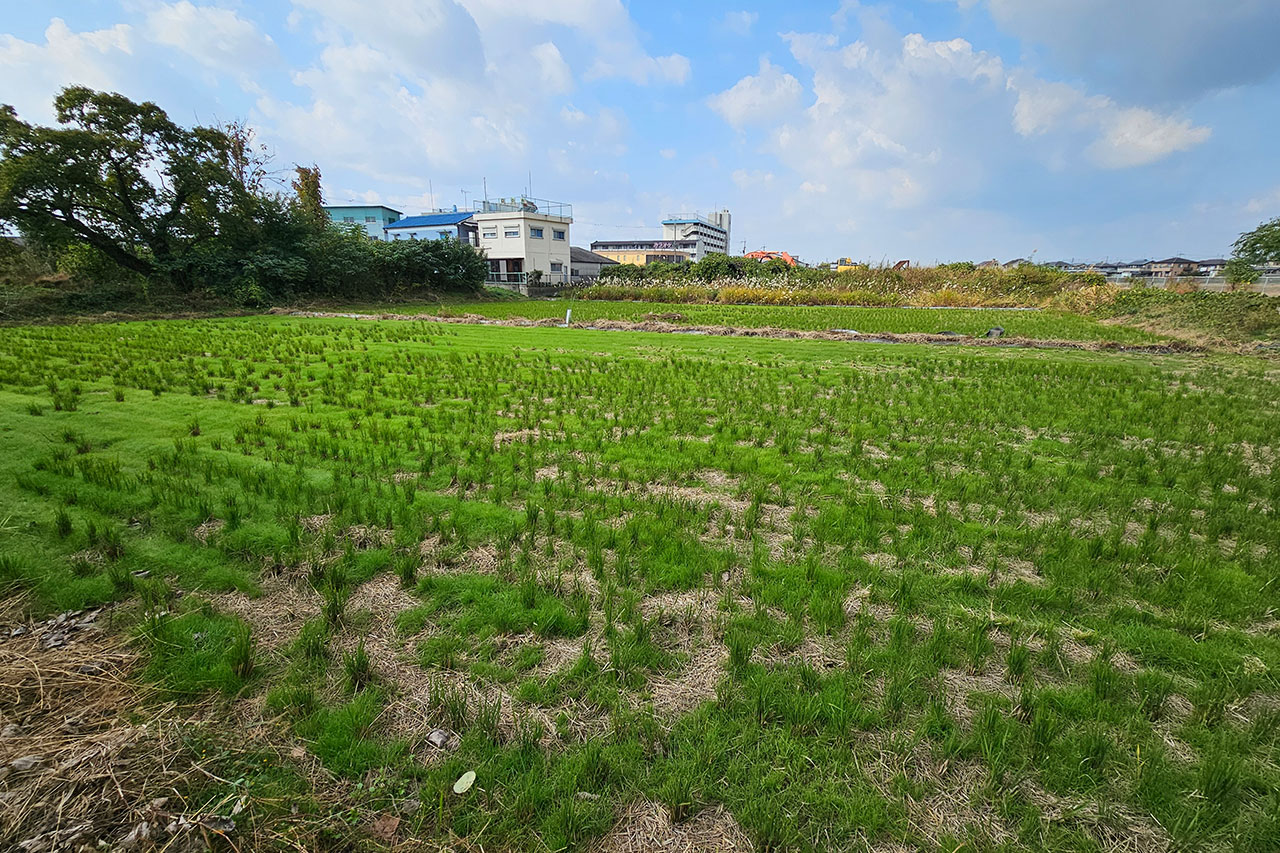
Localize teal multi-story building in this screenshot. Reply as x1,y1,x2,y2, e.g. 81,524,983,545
322,204,403,240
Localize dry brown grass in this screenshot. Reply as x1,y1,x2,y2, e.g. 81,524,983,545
593,798,752,853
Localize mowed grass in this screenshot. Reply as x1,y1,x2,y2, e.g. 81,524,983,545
413,299,1166,344
0,314,1277,852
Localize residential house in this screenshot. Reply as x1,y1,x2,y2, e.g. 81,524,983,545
1196,258,1229,277
384,211,479,246
1115,260,1151,278
322,204,402,240
569,247,619,280
473,197,572,285
1147,257,1198,277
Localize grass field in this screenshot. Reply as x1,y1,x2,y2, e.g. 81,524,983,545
368,299,1168,344
1,312,1278,852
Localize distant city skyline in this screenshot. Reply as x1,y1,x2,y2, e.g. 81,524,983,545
2,2,1278,262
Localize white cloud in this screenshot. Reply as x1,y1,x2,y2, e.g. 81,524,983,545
659,148,676,159
710,28,1211,220
967,0,1280,100
704,22,1221,261
531,42,573,93
145,2,276,74
560,105,589,124
455,0,690,85
708,58,803,128
1243,186,1280,216
291,0,484,77
0,19,134,121
1009,75,1211,168
1088,109,1211,169
723,11,758,36
731,169,775,190
256,0,663,202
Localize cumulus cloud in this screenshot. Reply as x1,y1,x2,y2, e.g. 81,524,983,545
0,19,135,120
455,0,690,85
708,58,803,128
145,2,276,74
704,21,1220,259
967,0,1280,100
1009,75,1211,168
291,0,484,78
252,0,675,207
709,26,1210,218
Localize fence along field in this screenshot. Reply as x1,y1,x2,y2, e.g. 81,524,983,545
0,315,1278,852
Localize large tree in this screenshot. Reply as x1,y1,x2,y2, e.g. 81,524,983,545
0,87,246,286
1232,217,1280,266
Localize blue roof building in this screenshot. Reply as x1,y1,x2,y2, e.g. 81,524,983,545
384,211,479,246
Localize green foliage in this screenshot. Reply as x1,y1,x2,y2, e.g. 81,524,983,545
1098,287,1280,341
1224,257,1261,286
0,87,246,283
292,164,326,228
0,87,487,306
1233,216,1280,265
590,251,1106,306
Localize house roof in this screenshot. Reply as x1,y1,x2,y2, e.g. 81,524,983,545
570,246,619,265
385,212,475,230
323,204,403,214
1152,257,1196,265
1197,258,1229,265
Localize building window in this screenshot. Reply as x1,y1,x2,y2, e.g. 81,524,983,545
504,228,520,238
482,231,497,239
365,215,377,223
343,216,355,222
551,262,563,272
553,229,565,240
438,231,451,239
530,227,544,239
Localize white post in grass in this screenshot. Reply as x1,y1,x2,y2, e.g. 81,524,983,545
565,308,572,327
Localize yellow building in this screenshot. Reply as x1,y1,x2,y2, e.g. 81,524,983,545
589,240,691,265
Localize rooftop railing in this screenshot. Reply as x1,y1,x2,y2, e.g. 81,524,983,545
472,196,572,219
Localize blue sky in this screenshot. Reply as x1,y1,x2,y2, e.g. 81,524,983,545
3,1,1279,263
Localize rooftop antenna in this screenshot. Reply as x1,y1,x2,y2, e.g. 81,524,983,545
429,179,434,211
483,177,488,206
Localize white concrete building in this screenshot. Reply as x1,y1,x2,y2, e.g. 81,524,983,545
661,210,731,261
472,197,572,285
